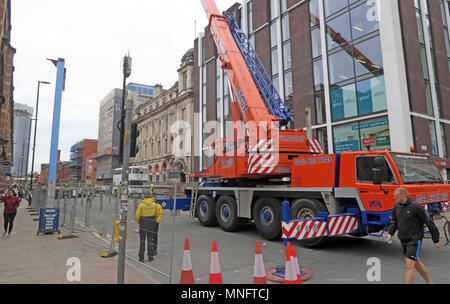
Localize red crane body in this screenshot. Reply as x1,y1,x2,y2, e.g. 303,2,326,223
200,0,322,180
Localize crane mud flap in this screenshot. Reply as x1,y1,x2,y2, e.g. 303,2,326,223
282,213,359,241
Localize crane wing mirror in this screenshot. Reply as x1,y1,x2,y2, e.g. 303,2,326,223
372,168,382,185
372,156,386,186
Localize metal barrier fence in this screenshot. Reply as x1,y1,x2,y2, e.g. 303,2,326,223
30,183,191,283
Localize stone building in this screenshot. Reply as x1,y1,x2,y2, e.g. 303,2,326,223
131,49,195,183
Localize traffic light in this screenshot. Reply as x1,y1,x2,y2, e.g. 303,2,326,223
130,122,140,157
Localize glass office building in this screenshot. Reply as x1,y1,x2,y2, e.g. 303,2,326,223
12,103,33,177
195,0,450,180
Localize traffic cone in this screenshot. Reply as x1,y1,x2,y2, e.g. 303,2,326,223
290,245,303,284
253,240,267,284
284,242,298,284
180,238,195,284
209,240,223,284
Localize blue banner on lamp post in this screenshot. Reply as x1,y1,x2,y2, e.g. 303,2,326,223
46,58,65,208
48,59,65,182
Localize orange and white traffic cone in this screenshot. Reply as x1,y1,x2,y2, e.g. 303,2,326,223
284,242,298,284
253,240,267,284
290,245,303,284
209,240,223,284
180,238,195,284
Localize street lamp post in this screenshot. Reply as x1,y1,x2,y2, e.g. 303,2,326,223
117,54,132,285
28,80,50,206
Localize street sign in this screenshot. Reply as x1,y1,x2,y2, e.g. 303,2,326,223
37,208,60,235
362,138,376,146
167,171,181,180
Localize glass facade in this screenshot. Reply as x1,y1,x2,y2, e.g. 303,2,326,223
440,0,450,73
310,0,390,153
333,116,390,153
127,84,155,97
270,0,293,102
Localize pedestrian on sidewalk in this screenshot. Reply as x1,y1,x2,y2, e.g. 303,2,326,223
386,187,441,284
135,192,162,263
0,189,21,237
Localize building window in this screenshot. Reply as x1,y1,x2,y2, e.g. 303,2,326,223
329,75,387,121
328,48,355,85
429,121,438,156
440,0,450,73
311,27,322,59
324,0,348,17
333,116,390,153
331,82,357,121
415,0,442,118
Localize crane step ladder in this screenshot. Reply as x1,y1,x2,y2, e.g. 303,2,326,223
281,201,360,242
189,186,199,219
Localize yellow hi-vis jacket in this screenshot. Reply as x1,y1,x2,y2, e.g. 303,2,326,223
135,198,163,224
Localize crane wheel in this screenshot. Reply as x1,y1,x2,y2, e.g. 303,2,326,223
291,198,328,248
216,196,241,232
252,197,282,240
196,195,217,227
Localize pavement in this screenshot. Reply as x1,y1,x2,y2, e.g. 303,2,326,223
0,201,160,284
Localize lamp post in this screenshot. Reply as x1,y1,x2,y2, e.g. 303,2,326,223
117,53,131,285
119,54,132,166
28,80,50,206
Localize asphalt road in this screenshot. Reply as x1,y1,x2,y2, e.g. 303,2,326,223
58,192,450,284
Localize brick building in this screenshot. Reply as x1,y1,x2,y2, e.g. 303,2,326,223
194,0,450,181
40,150,70,183
0,0,16,183
69,139,98,184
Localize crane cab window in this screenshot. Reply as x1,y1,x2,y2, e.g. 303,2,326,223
356,156,395,184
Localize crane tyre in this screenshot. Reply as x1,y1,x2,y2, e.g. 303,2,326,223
252,197,282,240
291,198,328,248
196,195,217,227
216,196,241,232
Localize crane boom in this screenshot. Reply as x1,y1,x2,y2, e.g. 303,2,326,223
200,0,323,180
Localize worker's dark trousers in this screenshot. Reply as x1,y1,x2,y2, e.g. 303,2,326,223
138,216,158,260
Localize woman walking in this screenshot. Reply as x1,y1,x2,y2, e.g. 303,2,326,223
0,189,20,237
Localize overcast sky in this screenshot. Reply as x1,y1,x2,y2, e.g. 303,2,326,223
11,0,239,174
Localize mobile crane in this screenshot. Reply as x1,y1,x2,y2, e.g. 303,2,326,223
188,0,450,247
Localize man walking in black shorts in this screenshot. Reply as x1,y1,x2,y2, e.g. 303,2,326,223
386,187,441,284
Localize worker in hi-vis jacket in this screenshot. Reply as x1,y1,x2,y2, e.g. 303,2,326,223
135,192,162,263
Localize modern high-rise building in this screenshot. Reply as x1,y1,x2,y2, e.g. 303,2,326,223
12,103,33,177
96,84,163,184
96,89,123,184
194,0,450,181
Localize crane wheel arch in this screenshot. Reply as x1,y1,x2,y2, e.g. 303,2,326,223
290,198,329,247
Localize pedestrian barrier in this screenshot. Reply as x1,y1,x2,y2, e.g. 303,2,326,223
25,182,315,284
